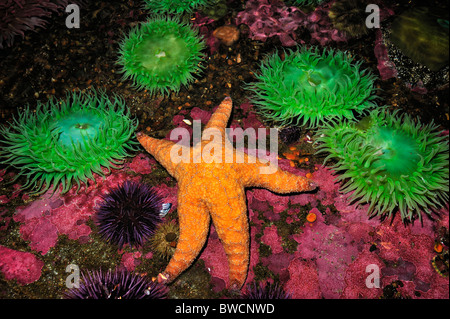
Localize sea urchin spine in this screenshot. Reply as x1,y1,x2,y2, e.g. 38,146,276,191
241,282,291,299
95,181,163,250
64,268,168,299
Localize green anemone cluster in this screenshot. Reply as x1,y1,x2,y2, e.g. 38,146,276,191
143,0,211,15
315,110,449,222
117,15,205,95
0,90,138,195
246,46,378,128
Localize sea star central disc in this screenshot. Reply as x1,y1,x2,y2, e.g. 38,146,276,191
137,97,316,289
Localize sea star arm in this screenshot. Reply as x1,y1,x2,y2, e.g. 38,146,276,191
238,160,317,193
159,188,211,283
207,183,249,289
136,132,179,176
203,97,233,143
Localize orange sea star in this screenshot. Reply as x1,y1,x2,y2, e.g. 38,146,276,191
136,97,317,289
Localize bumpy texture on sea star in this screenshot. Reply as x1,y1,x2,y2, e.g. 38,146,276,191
137,97,317,289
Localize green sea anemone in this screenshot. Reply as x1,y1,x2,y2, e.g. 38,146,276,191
246,46,378,128
143,0,211,15
315,110,449,222
0,90,138,195
117,16,205,95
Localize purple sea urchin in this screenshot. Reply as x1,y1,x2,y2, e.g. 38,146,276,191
143,0,211,15
95,181,163,250
64,269,168,299
315,110,449,222
0,90,138,195
246,46,378,128
241,282,291,299
117,15,205,95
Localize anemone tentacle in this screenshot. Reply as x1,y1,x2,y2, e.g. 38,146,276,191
143,0,212,15
117,15,205,95
246,46,379,128
0,89,139,195
315,109,449,222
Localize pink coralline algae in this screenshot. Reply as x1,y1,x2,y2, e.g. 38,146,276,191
292,208,359,299
200,225,260,293
260,251,294,283
0,195,9,204
119,250,155,273
13,169,141,255
261,225,283,254
249,189,290,219
120,251,142,272
376,216,449,298
246,159,449,299
235,0,347,46
127,152,155,174
235,0,306,46
374,29,398,80
301,1,348,46
190,106,212,124
341,250,384,299
341,212,449,299
0,246,44,285
285,258,321,299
